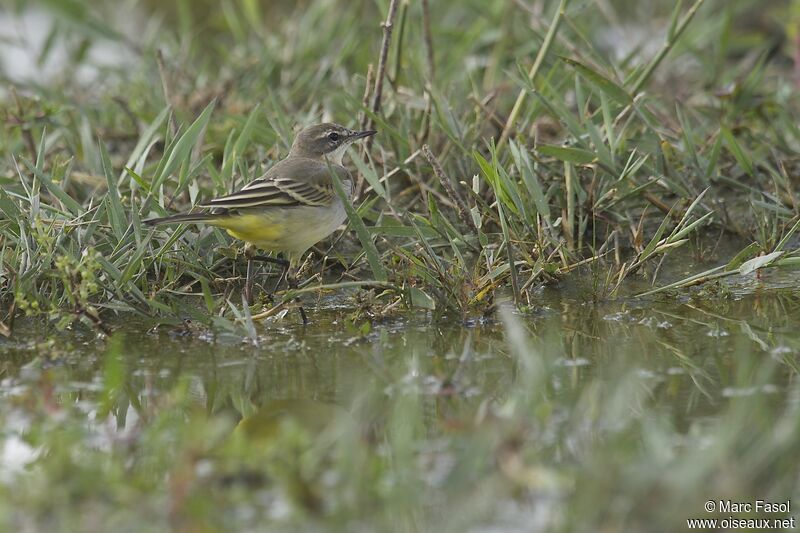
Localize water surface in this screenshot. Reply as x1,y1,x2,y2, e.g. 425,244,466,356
1,251,799,531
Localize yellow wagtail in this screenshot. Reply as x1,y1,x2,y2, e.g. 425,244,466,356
145,123,377,323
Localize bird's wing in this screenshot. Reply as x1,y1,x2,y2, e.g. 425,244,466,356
199,158,350,210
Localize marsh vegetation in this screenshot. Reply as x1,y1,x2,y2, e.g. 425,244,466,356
1,0,799,530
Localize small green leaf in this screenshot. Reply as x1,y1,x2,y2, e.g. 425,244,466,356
350,149,386,199
721,127,754,177
739,251,784,275
560,56,632,105
23,160,82,215
537,144,596,165
509,140,550,220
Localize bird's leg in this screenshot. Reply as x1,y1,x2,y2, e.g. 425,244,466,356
244,243,259,305
245,258,255,305
250,255,290,296
243,244,288,304
248,253,307,325
285,268,309,325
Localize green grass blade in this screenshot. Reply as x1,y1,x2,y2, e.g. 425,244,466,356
100,139,126,240
331,173,387,282
537,144,596,165
560,56,632,105
151,100,216,191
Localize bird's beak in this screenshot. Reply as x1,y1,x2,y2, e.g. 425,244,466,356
350,130,377,140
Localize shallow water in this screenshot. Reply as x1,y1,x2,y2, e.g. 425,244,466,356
1,248,799,530
5,269,797,415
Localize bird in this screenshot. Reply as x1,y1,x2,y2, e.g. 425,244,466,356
144,123,377,323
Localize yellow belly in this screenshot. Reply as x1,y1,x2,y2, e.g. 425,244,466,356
206,200,347,255
213,214,285,250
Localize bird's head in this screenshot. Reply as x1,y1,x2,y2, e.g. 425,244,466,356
289,123,377,163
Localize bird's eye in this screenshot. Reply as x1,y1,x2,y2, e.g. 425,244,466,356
328,132,339,142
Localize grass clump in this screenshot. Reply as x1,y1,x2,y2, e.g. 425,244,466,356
1,0,799,331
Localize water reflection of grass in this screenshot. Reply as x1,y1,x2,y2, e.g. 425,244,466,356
1,305,799,530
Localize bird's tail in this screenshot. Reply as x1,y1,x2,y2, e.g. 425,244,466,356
143,212,224,226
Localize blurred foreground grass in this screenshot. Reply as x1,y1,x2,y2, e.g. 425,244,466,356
1,294,800,531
